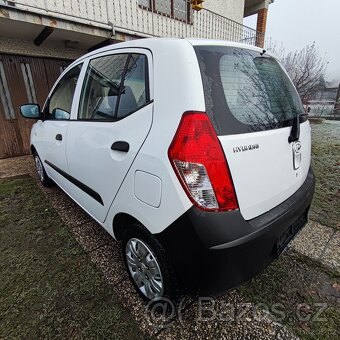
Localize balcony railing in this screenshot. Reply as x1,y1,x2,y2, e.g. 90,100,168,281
5,0,264,47
112,1,263,46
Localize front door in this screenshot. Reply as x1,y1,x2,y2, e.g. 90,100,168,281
66,50,153,222
39,63,83,186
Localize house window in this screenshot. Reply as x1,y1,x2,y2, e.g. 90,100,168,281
21,63,37,103
139,0,190,22
0,61,15,120
59,66,67,75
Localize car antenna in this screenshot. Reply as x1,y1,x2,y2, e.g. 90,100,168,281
260,49,266,56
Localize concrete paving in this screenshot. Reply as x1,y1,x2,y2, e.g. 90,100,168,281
291,221,340,274
0,155,35,179
1,155,338,338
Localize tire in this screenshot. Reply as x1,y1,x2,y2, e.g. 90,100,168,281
122,223,179,301
33,152,53,187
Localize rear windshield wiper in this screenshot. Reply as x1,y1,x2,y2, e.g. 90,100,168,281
288,113,307,143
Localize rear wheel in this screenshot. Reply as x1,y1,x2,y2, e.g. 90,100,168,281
122,224,178,301
34,152,53,187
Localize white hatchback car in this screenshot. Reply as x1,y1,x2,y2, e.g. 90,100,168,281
20,38,315,300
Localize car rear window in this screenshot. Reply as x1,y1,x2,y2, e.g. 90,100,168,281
194,45,305,135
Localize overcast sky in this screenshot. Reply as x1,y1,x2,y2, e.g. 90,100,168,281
244,0,340,84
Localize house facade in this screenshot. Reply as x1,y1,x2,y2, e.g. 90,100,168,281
306,86,340,118
0,0,272,158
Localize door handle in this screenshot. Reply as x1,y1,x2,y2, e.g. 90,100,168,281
55,134,62,141
111,141,129,152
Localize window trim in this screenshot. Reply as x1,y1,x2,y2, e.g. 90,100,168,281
77,52,151,122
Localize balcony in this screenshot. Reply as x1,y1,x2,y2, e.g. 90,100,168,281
111,1,263,46
0,0,264,50
2,0,110,27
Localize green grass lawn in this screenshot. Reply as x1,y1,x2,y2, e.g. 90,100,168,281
310,121,340,230
0,177,145,339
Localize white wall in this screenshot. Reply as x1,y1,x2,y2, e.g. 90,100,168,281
110,0,247,40
1,0,252,48
204,0,246,24
9,0,109,24
10,0,246,35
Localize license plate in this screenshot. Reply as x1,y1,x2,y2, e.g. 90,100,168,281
276,214,307,256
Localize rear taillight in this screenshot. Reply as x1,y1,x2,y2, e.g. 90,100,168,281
168,112,238,211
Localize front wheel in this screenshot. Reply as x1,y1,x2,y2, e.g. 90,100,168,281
34,152,53,187
122,224,178,301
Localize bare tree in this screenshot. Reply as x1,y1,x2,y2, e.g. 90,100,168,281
268,42,328,104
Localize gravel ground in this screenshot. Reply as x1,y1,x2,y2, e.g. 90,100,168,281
40,182,298,338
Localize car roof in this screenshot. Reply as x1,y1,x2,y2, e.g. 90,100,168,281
68,37,276,69
81,37,269,57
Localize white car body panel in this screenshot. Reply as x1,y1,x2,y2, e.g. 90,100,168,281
218,121,311,220
63,49,155,222
66,103,154,222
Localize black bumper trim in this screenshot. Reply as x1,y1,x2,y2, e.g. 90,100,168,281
156,167,315,296
211,168,315,251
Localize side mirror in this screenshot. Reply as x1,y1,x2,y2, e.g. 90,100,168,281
53,108,70,120
20,104,41,119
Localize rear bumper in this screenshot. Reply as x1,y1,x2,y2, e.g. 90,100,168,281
156,167,315,296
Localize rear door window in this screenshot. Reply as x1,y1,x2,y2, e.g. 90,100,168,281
78,53,149,121
194,46,304,135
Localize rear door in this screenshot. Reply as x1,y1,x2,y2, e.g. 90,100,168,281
195,45,311,220
66,49,153,222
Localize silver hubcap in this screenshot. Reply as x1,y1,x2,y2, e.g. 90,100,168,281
35,155,44,182
125,238,164,299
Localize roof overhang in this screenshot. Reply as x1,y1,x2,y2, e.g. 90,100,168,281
0,2,113,51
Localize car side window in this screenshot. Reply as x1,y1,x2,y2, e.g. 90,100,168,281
117,54,148,119
78,53,149,121
46,64,82,120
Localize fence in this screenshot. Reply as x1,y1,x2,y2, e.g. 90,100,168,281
112,1,262,45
